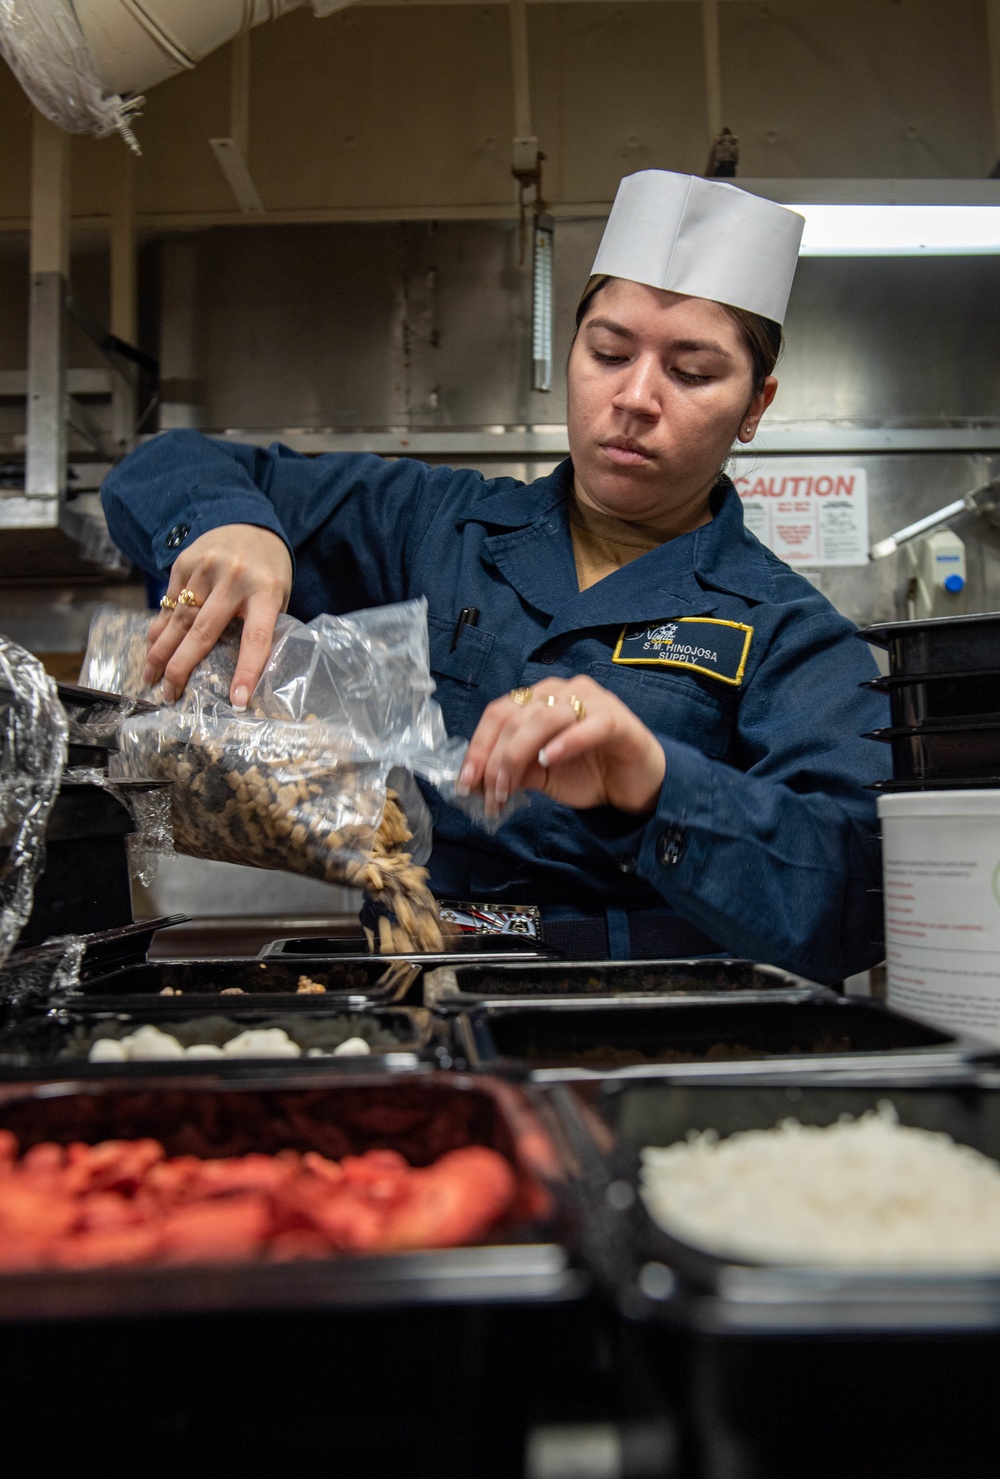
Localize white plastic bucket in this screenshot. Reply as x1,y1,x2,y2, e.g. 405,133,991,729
879,790,1000,1045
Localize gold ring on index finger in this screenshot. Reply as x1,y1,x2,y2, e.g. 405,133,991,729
568,694,586,722
509,686,534,706
177,588,202,608
159,595,177,611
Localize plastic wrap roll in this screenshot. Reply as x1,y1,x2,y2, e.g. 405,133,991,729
0,0,142,147
0,639,69,965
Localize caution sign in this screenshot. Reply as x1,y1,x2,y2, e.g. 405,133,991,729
734,463,869,567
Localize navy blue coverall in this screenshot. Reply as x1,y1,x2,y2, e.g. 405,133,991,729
102,431,890,982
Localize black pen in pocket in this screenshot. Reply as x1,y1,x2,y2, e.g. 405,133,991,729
451,606,480,651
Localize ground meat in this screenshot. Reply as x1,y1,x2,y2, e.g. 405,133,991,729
523,1035,855,1069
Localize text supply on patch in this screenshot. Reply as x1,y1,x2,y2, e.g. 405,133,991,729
613,617,753,686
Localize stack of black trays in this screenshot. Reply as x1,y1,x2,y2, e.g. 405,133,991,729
15,683,166,946
859,612,1000,789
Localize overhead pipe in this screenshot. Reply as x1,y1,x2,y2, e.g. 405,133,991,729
72,0,305,98
0,0,347,148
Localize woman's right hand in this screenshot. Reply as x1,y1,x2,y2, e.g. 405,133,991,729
143,524,293,708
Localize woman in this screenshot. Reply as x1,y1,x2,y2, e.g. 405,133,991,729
101,170,888,982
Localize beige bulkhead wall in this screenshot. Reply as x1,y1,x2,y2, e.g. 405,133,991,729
0,0,995,228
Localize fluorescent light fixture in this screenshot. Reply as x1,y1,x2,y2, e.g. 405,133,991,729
532,215,554,393
795,204,1000,256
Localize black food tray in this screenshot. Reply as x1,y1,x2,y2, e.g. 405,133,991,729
260,933,558,964
424,957,828,1009
0,1002,440,1079
8,916,186,970
863,667,1000,729
65,955,422,1007
865,718,1000,783
557,1074,1000,1333
858,611,1000,678
869,774,1000,792
554,1074,1000,1479
458,996,964,1079
0,1072,581,1321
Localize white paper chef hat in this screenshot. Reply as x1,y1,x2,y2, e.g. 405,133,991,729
591,171,805,325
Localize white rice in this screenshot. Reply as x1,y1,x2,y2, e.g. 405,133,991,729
640,1102,1000,1268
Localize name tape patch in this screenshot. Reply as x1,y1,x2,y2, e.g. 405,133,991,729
612,617,753,686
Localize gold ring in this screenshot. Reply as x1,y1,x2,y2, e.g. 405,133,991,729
568,694,586,722
177,588,201,608
543,694,557,707
159,595,177,611
509,687,534,706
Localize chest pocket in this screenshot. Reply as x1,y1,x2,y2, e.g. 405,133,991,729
591,660,736,761
427,613,495,687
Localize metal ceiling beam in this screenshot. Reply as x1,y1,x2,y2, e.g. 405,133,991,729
210,34,266,215
110,148,138,456
183,424,1000,457
2,179,999,236
25,111,70,507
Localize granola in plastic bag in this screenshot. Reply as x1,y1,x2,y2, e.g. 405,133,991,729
0,639,68,965
80,604,247,707
94,599,506,952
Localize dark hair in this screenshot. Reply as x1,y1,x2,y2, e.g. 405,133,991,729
574,274,782,396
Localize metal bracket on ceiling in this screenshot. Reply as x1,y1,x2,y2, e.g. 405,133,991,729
209,33,265,214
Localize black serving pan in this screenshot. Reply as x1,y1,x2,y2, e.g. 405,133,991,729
0,1071,615,1474
457,996,965,1080
57,681,155,769
423,957,829,1010
63,954,422,1008
0,1001,443,1080
556,1072,1000,1329
7,916,186,973
869,773,1000,792
56,680,154,732
553,1073,1000,1479
865,717,1000,783
260,932,558,965
863,666,1000,729
16,780,170,947
0,1072,581,1322
858,611,1000,678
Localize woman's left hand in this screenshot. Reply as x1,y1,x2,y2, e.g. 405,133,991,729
458,676,666,818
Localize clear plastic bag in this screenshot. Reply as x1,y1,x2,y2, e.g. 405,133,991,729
260,602,519,833
0,933,84,1015
62,769,175,886
80,604,250,706
100,598,505,950
59,687,149,746
0,0,142,149
0,639,68,965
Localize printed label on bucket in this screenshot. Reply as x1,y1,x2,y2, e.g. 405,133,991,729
883,814,1000,1045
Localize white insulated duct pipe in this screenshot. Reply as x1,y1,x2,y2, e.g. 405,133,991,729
0,0,344,146
73,0,306,99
